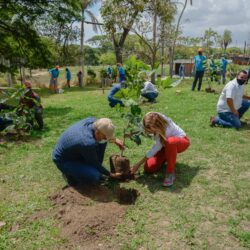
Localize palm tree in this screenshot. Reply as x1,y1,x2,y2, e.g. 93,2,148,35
80,0,101,87
222,30,232,53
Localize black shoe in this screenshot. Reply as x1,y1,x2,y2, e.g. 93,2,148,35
62,174,78,187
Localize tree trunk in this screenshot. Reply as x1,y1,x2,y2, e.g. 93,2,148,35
80,10,85,87
7,72,13,87
114,44,123,63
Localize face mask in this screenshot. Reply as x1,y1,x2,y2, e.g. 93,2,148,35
99,139,107,144
237,79,246,85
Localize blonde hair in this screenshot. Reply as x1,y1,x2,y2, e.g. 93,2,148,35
143,112,168,146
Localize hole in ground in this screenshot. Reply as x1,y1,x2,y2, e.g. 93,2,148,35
115,187,139,205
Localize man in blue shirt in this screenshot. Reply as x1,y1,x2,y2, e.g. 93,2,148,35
117,63,126,83
108,83,124,107
65,68,71,88
52,117,124,186
192,48,207,91
49,65,60,93
220,56,228,84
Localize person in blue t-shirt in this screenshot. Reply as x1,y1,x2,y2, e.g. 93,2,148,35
65,68,71,88
192,48,207,91
117,63,126,83
107,65,113,79
49,65,60,93
220,56,229,84
108,83,124,108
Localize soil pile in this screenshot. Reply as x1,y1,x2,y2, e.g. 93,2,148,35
46,184,138,249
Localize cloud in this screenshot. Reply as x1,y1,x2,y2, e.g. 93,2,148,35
83,0,250,48
180,0,250,46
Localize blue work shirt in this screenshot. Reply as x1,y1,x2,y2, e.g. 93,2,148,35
221,58,228,72
49,68,60,78
194,55,206,71
66,70,71,80
52,118,110,176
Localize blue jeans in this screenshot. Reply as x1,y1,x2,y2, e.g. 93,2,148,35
215,99,250,128
108,96,124,108
141,92,158,102
54,143,108,185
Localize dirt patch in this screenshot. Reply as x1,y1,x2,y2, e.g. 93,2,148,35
33,184,139,249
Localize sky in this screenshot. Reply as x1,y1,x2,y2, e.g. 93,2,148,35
84,0,250,48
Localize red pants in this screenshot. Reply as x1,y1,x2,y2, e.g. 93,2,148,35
144,136,190,174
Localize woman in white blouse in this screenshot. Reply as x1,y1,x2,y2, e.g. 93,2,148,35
132,112,190,187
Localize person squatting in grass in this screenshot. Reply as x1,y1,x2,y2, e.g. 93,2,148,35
131,112,190,187
140,78,158,103
210,70,250,129
52,117,124,186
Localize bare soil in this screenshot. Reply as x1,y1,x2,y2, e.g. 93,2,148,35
31,184,139,249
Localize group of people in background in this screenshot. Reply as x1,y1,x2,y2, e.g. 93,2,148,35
49,49,250,190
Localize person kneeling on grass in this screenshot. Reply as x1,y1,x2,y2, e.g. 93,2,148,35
210,70,250,129
131,112,190,187
140,80,158,103
52,117,124,186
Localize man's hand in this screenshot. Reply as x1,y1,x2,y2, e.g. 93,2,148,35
131,163,141,174
115,138,125,150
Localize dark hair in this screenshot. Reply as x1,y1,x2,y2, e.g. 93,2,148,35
66,68,68,71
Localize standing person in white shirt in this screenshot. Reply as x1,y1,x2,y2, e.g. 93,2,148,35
210,70,250,128
131,112,190,187
140,80,158,103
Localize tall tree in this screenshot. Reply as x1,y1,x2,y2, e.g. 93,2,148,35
101,0,146,63
79,0,101,87
202,28,218,54
133,0,175,82
0,0,80,74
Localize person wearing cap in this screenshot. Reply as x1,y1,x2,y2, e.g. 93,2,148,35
192,48,207,91
52,117,125,186
210,70,250,129
49,65,60,93
220,56,229,84
131,112,190,187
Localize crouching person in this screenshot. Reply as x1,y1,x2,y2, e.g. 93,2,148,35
140,80,158,103
52,117,124,186
20,81,44,130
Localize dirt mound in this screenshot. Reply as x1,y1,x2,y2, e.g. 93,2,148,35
45,184,139,249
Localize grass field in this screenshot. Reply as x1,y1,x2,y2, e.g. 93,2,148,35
0,78,250,249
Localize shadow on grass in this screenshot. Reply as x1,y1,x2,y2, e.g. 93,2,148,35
38,86,108,99
44,106,73,118
135,163,201,193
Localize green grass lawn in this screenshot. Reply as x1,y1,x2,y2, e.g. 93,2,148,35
0,79,250,249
